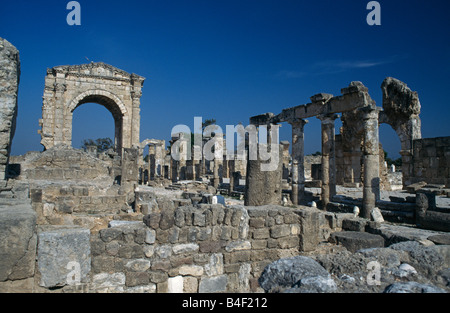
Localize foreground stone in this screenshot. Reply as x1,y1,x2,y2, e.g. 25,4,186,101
37,225,91,288
258,256,333,293
0,203,36,282
384,282,447,293
330,231,385,253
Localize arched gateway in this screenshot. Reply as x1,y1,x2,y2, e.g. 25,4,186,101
39,62,145,155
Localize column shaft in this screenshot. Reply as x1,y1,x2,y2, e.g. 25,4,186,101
290,119,308,205
318,114,338,210
362,109,381,218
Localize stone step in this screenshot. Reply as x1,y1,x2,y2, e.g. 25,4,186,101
329,231,385,253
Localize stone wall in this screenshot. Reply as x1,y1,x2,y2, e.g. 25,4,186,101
411,137,450,186
89,204,323,293
0,38,20,182
19,146,116,181
1,193,342,292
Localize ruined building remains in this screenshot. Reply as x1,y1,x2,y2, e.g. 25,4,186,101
39,62,145,155
0,37,449,294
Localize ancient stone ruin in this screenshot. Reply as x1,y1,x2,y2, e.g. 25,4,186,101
0,37,449,293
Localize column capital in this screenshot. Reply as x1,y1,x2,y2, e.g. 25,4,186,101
288,118,308,128
359,106,381,119
317,113,339,123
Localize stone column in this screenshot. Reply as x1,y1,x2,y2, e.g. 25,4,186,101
121,148,139,191
361,108,381,218
244,143,283,206
289,119,308,205
53,82,67,146
244,123,283,206
130,90,141,149
318,114,338,210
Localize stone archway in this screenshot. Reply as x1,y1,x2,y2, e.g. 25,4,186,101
39,62,145,155
68,89,127,153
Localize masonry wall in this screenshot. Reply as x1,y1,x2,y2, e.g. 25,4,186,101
411,137,450,186
89,204,323,293
1,189,345,293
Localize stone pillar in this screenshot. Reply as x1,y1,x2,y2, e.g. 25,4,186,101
130,90,141,149
289,119,308,205
244,124,283,206
121,148,139,191
53,82,67,146
361,108,381,218
130,74,144,148
0,38,20,183
244,144,283,206
318,114,338,209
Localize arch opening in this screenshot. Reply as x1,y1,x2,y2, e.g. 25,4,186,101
69,93,125,154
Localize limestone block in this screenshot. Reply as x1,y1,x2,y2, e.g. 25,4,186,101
204,253,224,276
37,225,91,288
0,203,37,281
198,275,227,293
168,275,184,293
178,264,204,277
330,231,384,253
92,272,126,292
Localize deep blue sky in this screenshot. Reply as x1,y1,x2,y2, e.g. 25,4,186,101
1,0,449,158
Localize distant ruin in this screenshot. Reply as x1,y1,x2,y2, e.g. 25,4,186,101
0,37,448,293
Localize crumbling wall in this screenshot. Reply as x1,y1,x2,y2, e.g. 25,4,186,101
0,38,20,182
380,77,422,187
411,137,450,186
89,204,324,293
19,146,115,181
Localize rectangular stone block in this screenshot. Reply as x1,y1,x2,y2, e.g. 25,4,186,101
0,205,37,282
37,225,91,288
198,275,227,293
270,224,291,238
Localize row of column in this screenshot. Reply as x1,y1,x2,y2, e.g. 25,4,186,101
288,108,380,218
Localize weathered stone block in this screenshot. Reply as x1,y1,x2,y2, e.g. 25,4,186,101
90,239,106,256
277,236,299,249
168,275,184,293
173,243,199,254
125,259,151,272
99,227,123,242
183,276,198,293
252,228,270,239
199,240,222,253
199,275,227,293
342,217,368,232
118,243,144,259
204,253,224,276
298,208,320,252
270,224,291,238
251,239,267,250
143,213,161,229
249,217,265,228
178,264,204,276
225,240,251,252
125,272,149,287
92,272,126,291
37,226,91,288
0,204,37,282
330,231,385,253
